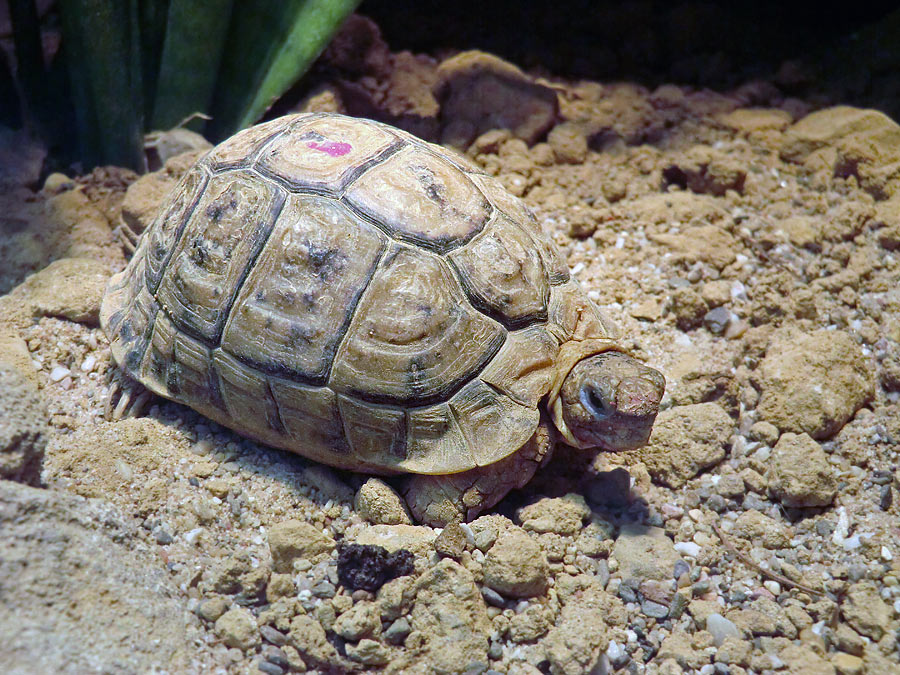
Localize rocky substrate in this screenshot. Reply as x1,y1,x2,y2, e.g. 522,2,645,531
1,15,899,675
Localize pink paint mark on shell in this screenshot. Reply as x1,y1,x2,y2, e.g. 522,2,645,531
306,140,352,157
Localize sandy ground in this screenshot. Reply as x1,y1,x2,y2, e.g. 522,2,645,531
1,14,899,675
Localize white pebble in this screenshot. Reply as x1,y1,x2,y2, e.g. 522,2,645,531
606,641,625,664
706,612,740,646
832,507,849,546
764,580,781,596
699,665,716,675
882,546,894,561
894,599,900,615
49,366,70,382
184,528,204,545
674,541,701,557
842,534,861,551
80,355,97,372
571,262,585,276
625,629,637,643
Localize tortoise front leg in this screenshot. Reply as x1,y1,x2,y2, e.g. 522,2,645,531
402,419,553,526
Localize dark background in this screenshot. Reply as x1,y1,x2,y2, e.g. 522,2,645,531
362,1,900,116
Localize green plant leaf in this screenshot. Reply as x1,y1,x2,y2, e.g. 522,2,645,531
58,0,145,170
151,0,234,130
138,0,171,123
209,0,360,140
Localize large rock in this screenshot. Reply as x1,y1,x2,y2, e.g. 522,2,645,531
407,558,491,673
0,362,47,485
755,328,873,439
482,527,549,598
268,519,336,572
542,587,613,675
639,403,732,488
767,433,837,507
781,106,900,199
434,50,558,147
0,480,198,672
612,525,683,582
21,257,113,326
842,581,891,641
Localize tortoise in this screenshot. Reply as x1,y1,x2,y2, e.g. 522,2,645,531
100,112,665,526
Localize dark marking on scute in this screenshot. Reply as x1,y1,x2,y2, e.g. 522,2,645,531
107,309,125,333
119,319,135,343
392,414,408,459
264,380,287,434
189,237,208,266
125,347,143,372
207,367,226,410
307,242,346,280
255,290,266,302
166,366,181,396
287,322,317,346
411,164,448,207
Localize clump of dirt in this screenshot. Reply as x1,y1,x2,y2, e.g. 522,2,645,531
1,14,898,675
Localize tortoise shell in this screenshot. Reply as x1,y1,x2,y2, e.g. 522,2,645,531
100,112,618,475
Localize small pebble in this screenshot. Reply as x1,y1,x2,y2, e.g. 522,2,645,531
704,306,732,334
311,580,336,598
49,366,70,382
481,586,506,607
383,617,411,645
259,625,287,646
674,541,701,557
641,599,669,619
256,660,284,675
705,613,740,646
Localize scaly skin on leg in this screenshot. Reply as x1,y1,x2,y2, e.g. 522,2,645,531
403,420,553,526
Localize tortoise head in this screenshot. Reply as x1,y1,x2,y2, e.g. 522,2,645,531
557,351,665,451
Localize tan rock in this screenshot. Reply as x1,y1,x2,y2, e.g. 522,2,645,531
778,643,837,675
842,581,891,640
345,638,391,666
355,477,412,525
542,587,613,675
22,258,112,326
433,520,467,559
434,50,558,147
715,635,752,666
333,601,381,641
832,652,864,675
781,106,900,199
756,328,874,439
657,630,710,669
409,558,490,672
0,362,47,486
548,122,588,164
718,108,792,133
354,524,437,561
767,433,837,507
650,224,738,270
661,145,747,196
214,607,260,650
639,403,732,488
612,524,682,581
517,494,590,535
731,510,790,549
268,520,335,573
483,527,549,598
288,614,341,669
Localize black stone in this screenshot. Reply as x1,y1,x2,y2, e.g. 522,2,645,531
336,543,415,592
